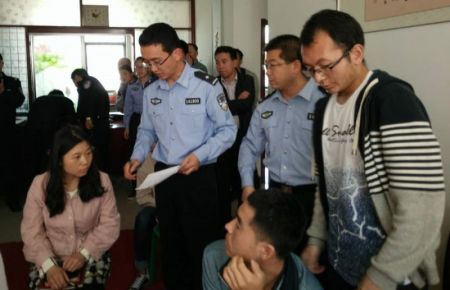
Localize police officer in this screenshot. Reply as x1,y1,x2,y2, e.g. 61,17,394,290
238,35,324,251
71,68,110,171
123,23,236,290
0,53,25,210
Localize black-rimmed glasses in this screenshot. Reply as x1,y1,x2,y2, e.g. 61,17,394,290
303,49,350,78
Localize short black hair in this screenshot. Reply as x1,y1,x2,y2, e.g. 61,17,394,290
235,48,243,60
247,189,305,260
300,9,364,51
215,46,237,60
265,34,301,63
177,39,189,55
139,22,179,53
188,43,198,51
70,68,88,80
48,89,64,96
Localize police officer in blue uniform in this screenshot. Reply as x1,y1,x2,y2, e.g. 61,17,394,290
123,23,236,290
238,35,324,251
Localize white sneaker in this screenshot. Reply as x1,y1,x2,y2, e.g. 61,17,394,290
128,274,149,290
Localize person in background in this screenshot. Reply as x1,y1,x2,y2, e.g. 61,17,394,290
21,125,120,290
299,9,445,290
238,35,324,252
234,48,260,104
26,89,76,176
123,22,236,290
0,53,25,211
123,57,152,199
116,57,132,112
178,39,193,65
202,189,323,290
71,68,110,171
215,45,255,225
188,42,208,73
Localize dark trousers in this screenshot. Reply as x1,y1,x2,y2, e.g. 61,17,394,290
269,180,315,253
133,206,157,272
216,140,241,226
128,113,141,190
323,265,427,290
155,162,222,290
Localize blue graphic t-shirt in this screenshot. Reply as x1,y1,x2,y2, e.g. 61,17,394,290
322,71,386,286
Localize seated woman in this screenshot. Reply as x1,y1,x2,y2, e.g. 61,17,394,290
21,125,120,290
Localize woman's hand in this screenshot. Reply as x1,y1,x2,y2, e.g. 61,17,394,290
62,252,86,272
46,265,69,290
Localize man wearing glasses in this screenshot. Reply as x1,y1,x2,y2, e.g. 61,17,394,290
238,34,324,252
123,23,236,290
300,10,445,290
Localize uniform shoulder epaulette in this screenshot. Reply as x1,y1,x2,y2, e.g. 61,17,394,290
258,90,276,104
194,71,218,85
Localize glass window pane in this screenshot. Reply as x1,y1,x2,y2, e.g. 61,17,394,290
86,44,125,92
32,34,82,107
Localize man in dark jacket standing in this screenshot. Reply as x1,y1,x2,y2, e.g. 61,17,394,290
0,53,25,210
215,46,255,224
71,68,110,170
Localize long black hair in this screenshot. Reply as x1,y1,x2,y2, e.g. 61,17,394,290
46,125,105,217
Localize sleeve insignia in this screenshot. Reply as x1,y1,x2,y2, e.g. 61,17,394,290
217,93,229,111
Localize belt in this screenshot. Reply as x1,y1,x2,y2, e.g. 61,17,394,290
269,180,316,194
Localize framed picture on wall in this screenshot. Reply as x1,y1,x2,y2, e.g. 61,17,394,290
339,0,450,32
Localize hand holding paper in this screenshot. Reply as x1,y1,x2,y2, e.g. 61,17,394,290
136,165,180,190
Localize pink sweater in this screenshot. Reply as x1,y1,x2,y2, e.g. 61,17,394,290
21,172,120,267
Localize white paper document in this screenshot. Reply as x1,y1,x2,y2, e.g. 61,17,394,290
135,165,180,190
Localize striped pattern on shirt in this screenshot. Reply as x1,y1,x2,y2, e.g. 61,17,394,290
364,121,444,194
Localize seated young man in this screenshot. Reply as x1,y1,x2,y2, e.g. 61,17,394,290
202,189,323,290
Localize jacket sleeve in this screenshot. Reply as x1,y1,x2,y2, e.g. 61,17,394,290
365,82,445,289
227,74,255,115
81,173,120,260
306,186,328,250
0,77,25,108
21,174,55,267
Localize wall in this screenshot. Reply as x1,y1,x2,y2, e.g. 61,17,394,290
267,0,336,38
193,0,214,72
365,23,450,289
220,0,267,82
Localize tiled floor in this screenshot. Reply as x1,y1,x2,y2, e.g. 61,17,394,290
0,174,140,244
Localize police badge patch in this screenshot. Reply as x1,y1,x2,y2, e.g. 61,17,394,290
217,93,228,111
261,111,273,119
151,98,162,105
185,98,201,105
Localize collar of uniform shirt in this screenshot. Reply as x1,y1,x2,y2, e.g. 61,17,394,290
274,78,315,103
157,64,191,90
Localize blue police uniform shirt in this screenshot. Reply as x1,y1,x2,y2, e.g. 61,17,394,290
238,78,324,187
131,64,237,165
123,79,150,129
